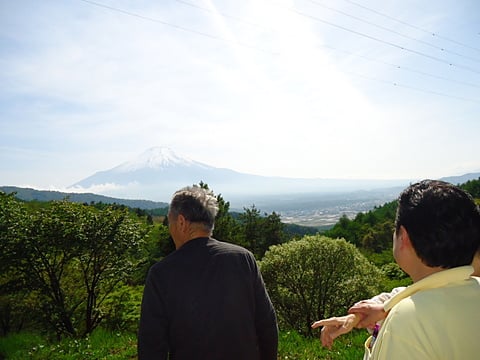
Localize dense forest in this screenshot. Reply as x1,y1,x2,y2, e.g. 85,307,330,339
1,178,479,358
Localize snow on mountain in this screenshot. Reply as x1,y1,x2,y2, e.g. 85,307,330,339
69,146,413,204
60,150,480,225
113,147,211,172
69,147,244,200
71,147,223,189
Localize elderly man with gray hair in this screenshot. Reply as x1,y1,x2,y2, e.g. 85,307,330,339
138,185,278,360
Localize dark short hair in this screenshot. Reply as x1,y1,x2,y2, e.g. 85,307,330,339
395,179,480,268
169,185,218,231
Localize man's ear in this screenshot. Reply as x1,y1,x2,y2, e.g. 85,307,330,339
177,214,188,231
398,225,413,250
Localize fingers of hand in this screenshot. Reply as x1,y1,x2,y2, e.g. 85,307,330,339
320,326,335,349
311,317,340,328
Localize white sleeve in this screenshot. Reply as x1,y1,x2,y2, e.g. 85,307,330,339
370,287,405,304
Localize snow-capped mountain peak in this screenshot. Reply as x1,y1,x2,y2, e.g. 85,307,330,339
70,146,416,205
114,147,197,172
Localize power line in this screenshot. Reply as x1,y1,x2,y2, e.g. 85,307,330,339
78,0,277,55
80,0,479,75
349,72,480,104
341,0,480,53
305,0,480,64
282,5,480,75
77,0,479,103
174,0,273,32
321,44,480,89
173,0,480,89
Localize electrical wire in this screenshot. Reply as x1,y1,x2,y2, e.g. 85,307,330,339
304,0,480,64
77,0,480,103
282,5,480,75
348,72,480,104
172,0,480,89
341,0,480,53
78,0,277,55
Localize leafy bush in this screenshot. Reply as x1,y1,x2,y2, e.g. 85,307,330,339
102,285,143,333
1,198,148,338
260,235,385,336
379,262,412,293
380,262,407,280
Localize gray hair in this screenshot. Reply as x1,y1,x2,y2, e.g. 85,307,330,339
169,185,219,232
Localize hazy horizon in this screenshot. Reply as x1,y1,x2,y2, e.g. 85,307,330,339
1,0,479,191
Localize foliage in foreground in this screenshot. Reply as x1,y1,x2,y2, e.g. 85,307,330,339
260,235,385,337
0,194,147,338
0,328,368,360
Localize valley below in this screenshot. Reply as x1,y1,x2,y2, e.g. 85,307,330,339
227,187,402,228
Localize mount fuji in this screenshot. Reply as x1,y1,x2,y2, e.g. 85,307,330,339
70,147,411,207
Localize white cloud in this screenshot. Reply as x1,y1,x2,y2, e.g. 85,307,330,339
1,0,479,189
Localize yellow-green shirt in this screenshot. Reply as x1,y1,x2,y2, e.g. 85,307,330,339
364,266,480,360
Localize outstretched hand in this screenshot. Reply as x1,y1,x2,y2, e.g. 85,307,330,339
311,314,360,349
348,300,386,329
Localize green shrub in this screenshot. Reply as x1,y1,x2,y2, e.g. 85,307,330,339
260,235,385,336
102,285,143,333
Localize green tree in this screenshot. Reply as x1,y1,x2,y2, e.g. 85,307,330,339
131,222,172,285
101,284,144,333
325,201,397,252
380,262,411,290
7,200,146,338
260,235,384,336
238,205,263,256
324,214,361,246
75,205,146,335
237,206,286,259
153,221,175,259
20,200,83,337
0,192,31,335
361,220,395,253
260,211,286,256
212,193,241,245
460,177,480,198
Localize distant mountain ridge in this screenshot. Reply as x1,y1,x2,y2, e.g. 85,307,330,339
4,146,479,226
3,167,479,227
69,147,418,203
0,186,168,210
438,173,480,185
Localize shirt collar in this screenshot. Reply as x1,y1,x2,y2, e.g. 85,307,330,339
384,265,474,311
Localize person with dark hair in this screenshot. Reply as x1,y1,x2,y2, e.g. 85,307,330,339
313,180,480,359
138,185,278,360
312,252,480,350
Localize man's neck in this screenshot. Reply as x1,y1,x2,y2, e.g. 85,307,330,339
176,229,211,249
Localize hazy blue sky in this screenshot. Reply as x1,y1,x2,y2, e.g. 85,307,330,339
1,0,479,192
